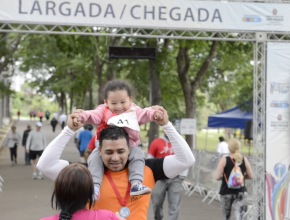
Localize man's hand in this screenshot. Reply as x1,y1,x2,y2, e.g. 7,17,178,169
67,114,84,132
151,106,169,126
26,149,29,153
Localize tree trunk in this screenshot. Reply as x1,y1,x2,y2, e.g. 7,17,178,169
89,80,93,109
6,94,10,118
69,90,73,114
176,40,219,148
82,89,87,110
176,47,194,147
148,59,161,148
106,69,116,82
64,93,68,115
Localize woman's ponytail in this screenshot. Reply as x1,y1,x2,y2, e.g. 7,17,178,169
228,139,243,163
233,151,243,164
59,211,72,220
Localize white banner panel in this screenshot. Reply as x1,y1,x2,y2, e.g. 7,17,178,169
0,0,290,32
266,43,290,220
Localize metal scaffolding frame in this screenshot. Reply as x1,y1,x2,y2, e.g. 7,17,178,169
1,23,290,42
0,7,288,217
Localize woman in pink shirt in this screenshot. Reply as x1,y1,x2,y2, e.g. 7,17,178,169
41,163,125,220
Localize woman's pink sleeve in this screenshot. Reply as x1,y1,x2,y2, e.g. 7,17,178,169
77,105,105,126
135,104,163,125
96,210,120,220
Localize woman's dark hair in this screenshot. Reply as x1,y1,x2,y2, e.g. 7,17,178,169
103,80,132,100
99,126,130,149
51,163,94,220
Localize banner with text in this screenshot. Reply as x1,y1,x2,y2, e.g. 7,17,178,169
266,42,290,220
0,0,290,32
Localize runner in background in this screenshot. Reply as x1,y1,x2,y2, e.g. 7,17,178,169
33,110,36,120
148,133,188,220
50,117,58,133
45,110,50,123
84,136,96,162
2,126,21,166
77,124,92,163
22,125,32,165
17,110,21,121
29,111,33,120
74,126,84,150
59,114,67,130
38,111,43,122
26,122,47,180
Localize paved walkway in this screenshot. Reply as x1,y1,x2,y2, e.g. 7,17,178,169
0,119,224,220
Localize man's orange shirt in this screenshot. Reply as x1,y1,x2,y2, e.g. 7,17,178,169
89,159,167,220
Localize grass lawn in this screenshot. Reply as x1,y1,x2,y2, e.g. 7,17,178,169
139,128,253,157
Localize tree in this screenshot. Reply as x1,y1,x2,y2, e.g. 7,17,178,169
176,39,219,148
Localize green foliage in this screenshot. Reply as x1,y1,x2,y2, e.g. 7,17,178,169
12,34,254,131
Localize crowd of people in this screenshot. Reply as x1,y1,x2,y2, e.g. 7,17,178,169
1,80,253,220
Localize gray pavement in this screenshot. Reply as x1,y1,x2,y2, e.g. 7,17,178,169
0,119,224,220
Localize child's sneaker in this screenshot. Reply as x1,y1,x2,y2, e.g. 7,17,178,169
32,173,37,180
93,186,100,201
130,183,151,196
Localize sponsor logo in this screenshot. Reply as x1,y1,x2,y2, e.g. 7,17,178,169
270,102,289,108
270,82,290,94
266,9,283,21
270,114,288,130
242,16,261,23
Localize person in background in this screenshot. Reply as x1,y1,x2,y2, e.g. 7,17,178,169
50,117,58,133
84,136,96,162
74,126,84,149
17,110,21,121
77,124,93,163
33,110,36,120
148,133,188,220
216,136,230,157
41,163,125,220
52,112,58,120
26,122,46,180
29,111,33,120
215,139,253,220
39,111,43,122
22,125,32,165
45,110,50,122
59,114,67,130
2,126,21,166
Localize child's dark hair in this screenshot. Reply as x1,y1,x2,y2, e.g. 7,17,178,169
103,80,132,100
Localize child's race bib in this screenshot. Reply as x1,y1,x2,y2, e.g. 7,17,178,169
107,111,140,131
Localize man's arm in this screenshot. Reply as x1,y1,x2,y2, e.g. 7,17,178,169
146,106,195,181
36,127,74,181
37,115,83,181
161,122,195,178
